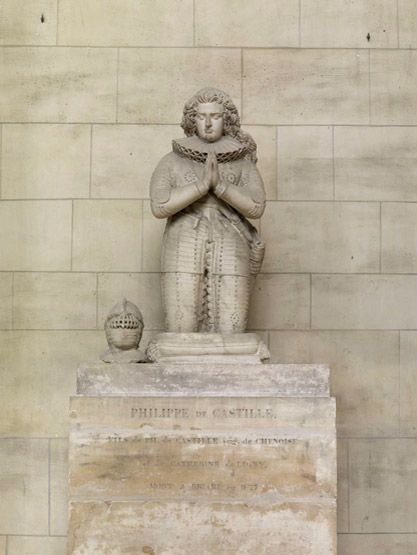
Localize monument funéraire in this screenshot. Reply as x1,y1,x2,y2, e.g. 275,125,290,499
67,87,337,555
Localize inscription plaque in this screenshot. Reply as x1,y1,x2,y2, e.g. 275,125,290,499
69,393,336,554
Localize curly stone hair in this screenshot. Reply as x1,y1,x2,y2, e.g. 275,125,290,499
181,87,258,163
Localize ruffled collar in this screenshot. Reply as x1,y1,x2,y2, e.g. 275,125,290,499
172,135,248,164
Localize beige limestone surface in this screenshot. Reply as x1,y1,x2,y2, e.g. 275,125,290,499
2,124,90,199
261,201,380,273
118,48,241,123
312,274,417,330
72,200,142,272
0,274,13,330
243,49,369,125
399,332,417,435
338,533,417,554
195,0,299,47
0,331,103,437
0,538,4,555
0,48,117,122
58,0,193,46
248,274,310,330
7,537,67,555
0,201,72,271
337,439,349,533
301,0,398,48
335,126,417,201
398,0,417,47
382,203,417,272
13,272,97,330
371,50,417,124
0,0,57,45
0,439,48,535
91,125,177,199
51,439,69,536
277,126,333,200
350,439,417,532
270,330,399,437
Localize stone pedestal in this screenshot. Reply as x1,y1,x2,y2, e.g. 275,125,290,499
68,362,337,554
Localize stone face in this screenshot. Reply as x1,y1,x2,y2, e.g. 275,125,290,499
399,332,417,435
335,126,417,201
7,537,67,555
261,201,380,273
277,126,333,200
338,534,417,555
0,439,48,534
195,0,299,47
58,0,193,46
382,203,417,273
13,273,97,329
69,383,336,554
0,201,72,271
72,200,142,272
248,274,310,330
0,48,117,123
269,331,399,437
118,49,241,123
350,439,417,532
371,50,417,125
301,0,398,48
0,0,57,45
91,125,177,199
0,274,13,330
77,362,330,397
51,439,69,535
0,331,103,437
312,275,417,330
2,124,90,199
243,49,369,125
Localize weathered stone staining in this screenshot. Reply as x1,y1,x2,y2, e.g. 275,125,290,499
68,364,337,554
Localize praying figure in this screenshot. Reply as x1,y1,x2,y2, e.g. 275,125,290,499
150,87,266,333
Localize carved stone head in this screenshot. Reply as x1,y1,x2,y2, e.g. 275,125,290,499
181,87,257,162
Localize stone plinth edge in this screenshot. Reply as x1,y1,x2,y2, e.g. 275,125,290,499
77,362,330,397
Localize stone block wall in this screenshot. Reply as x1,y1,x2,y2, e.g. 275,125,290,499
0,1,416,553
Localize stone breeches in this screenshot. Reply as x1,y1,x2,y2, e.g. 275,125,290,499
161,211,251,277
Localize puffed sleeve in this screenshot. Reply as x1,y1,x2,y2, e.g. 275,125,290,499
214,159,266,219
150,154,208,218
